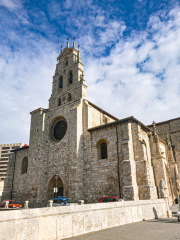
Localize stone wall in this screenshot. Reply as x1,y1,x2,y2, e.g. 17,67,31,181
83,123,120,202
2,148,29,201
84,120,157,203
0,199,170,240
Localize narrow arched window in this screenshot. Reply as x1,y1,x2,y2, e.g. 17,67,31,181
58,98,61,106
21,157,28,174
96,139,108,160
68,93,71,102
62,96,65,104
59,76,63,88
74,54,77,63
65,57,68,66
68,71,73,84
101,143,107,159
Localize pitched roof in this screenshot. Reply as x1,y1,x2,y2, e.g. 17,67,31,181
88,116,150,132
87,100,119,121
147,117,180,127
11,146,29,152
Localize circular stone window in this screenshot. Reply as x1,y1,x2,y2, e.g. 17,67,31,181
50,118,67,142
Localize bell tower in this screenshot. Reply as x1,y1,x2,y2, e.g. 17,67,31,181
49,41,87,110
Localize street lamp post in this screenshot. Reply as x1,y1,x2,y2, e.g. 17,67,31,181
55,174,58,198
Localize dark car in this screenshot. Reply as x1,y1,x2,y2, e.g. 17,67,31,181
50,197,78,206
98,197,124,203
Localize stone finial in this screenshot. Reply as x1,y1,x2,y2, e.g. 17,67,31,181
67,42,69,48
152,121,159,142
73,42,76,48
166,132,175,162
24,201,29,209
48,200,53,207
77,50,81,62
153,121,157,133
148,132,152,137
166,132,172,149
5,201,9,209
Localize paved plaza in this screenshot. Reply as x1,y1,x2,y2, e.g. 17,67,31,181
66,205,180,240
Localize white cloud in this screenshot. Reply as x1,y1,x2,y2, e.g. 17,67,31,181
0,0,21,10
0,37,57,144
0,4,180,144
84,8,180,125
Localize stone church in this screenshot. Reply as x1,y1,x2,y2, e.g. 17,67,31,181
3,42,180,207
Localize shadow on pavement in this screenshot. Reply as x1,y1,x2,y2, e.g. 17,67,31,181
147,217,179,224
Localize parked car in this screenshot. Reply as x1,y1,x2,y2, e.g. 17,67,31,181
50,197,78,206
98,197,124,203
0,200,22,209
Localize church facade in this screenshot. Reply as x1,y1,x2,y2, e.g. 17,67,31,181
3,42,180,207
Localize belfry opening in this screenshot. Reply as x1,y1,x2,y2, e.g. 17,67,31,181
47,175,63,200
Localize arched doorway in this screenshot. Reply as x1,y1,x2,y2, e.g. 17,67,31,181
47,175,63,200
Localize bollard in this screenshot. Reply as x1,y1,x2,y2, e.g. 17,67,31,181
24,201,29,209
5,201,9,209
48,200,53,207
78,200,84,205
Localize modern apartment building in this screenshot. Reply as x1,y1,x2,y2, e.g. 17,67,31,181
0,143,24,198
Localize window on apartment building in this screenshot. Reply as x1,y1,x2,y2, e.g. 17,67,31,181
1,151,8,153
21,157,28,174
96,139,108,160
1,155,8,157
11,146,20,149
2,147,10,150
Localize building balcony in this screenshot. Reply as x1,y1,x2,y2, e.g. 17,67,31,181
0,164,7,167
0,160,8,163
0,168,7,171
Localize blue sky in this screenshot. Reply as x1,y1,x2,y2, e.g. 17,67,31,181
0,0,180,144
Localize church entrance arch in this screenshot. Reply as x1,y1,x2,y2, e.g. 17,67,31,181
47,175,63,200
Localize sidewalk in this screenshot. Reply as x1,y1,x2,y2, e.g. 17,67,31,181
66,205,180,240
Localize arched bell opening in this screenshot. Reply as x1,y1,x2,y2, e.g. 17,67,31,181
47,175,63,200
